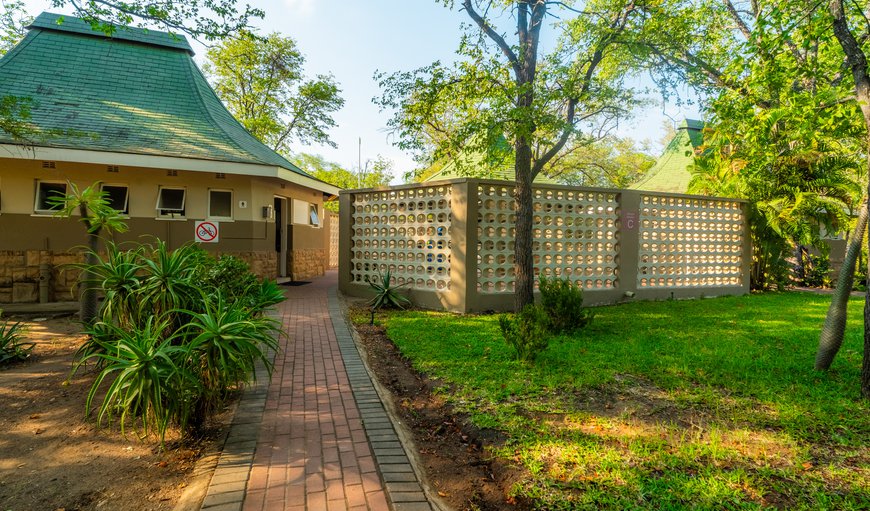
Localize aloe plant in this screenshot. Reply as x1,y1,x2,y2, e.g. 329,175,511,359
368,270,411,310
0,317,33,364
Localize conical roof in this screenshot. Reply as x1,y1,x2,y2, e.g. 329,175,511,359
0,12,327,188
631,119,704,194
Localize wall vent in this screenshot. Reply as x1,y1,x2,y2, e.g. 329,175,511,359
215,172,226,179
107,165,119,173
41,161,56,169
167,170,178,177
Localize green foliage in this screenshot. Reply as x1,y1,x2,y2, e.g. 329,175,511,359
368,270,411,312
290,153,393,211
82,316,194,442
180,296,279,426
0,314,32,364
0,1,30,55
52,0,262,41
73,239,284,443
194,254,258,303
204,31,344,154
376,292,869,509
538,277,594,334
551,136,656,189
498,305,551,362
795,251,832,288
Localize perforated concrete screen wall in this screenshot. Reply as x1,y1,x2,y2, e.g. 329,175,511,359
340,179,750,313
638,195,745,288
349,185,453,292
477,184,620,293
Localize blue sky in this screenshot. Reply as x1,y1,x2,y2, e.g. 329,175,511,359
22,0,700,180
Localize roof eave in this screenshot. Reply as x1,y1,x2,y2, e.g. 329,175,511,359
0,144,340,195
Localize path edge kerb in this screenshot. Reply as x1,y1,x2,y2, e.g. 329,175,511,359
332,290,452,511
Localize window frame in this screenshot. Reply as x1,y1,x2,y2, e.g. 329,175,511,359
207,189,234,220
100,183,130,215
33,180,68,214
155,186,187,218
309,203,320,227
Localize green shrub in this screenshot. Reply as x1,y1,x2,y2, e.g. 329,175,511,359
195,253,259,303
0,315,33,365
498,305,551,362
794,252,831,288
538,276,594,333
72,239,285,443
82,316,196,442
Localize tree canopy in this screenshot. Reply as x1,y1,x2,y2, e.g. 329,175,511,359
205,31,344,155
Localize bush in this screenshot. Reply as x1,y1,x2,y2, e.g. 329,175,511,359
499,305,551,362
794,253,831,288
194,253,259,304
72,240,284,443
538,277,594,333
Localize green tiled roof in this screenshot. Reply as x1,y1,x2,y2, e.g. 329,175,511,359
631,119,704,194
0,12,315,180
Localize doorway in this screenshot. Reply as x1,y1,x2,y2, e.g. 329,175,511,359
274,197,288,277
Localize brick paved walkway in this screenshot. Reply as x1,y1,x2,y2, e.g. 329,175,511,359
200,271,434,511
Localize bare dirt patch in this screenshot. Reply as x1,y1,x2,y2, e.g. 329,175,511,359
0,315,224,511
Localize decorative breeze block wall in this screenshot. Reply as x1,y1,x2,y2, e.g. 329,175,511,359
349,185,452,291
637,195,745,288
477,185,620,293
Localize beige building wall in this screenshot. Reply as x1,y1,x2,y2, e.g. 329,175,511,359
0,157,331,303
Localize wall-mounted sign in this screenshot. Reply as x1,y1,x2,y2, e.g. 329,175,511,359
622,211,638,231
195,221,219,243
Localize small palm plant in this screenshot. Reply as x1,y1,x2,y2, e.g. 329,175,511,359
367,269,410,324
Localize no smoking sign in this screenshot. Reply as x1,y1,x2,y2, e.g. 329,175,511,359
195,221,219,243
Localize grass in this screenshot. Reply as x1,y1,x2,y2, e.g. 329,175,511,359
369,292,870,510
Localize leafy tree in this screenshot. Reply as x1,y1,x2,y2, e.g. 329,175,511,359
550,136,655,188
49,182,128,325
0,0,29,54
828,0,870,397
378,0,674,310
291,153,393,211
205,31,344,154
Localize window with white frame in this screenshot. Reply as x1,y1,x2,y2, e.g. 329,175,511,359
156,187,186,217
309,204,320,226
34,181,67,213
101,184,129,214
208,189,233,219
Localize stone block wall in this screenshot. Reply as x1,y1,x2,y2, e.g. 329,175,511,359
289,248,327,280
224,251,278,281
0,250,83,303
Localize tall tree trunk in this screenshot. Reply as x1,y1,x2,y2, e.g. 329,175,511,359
830,0,870,398
816,199,869,370
514,136,535,311
80,230,100,325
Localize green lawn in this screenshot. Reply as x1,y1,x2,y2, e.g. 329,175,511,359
374,292,869,510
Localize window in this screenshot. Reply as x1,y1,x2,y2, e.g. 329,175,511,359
309,204,320,226
101,184,129,214
156,187,186,217
34,181,67,213
208,189,233,219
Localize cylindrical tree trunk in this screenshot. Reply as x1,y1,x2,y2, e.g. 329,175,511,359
514,137,535,311
816,199,869,370
80,230,101,325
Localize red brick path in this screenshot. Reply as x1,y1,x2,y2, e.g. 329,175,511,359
241,273,389,511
